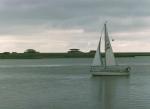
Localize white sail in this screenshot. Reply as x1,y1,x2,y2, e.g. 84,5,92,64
92,37,102,66
104,23,116,66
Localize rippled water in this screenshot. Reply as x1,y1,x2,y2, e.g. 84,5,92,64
0,57,150,109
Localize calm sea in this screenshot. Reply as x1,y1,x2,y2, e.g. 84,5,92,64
0,57,150,109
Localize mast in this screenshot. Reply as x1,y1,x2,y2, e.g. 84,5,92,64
104,23,107,67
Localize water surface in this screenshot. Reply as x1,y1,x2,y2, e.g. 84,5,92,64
0,57,149,109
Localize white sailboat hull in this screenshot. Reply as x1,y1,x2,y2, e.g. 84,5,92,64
92,72,129,76
90,65,130,76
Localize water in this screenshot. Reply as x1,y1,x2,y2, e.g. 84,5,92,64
0,57,150,109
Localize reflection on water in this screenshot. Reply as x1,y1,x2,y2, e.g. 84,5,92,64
91,76,129,109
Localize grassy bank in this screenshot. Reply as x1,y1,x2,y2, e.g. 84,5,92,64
0,52,150,59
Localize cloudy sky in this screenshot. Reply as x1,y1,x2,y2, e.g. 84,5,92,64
0,0,150,52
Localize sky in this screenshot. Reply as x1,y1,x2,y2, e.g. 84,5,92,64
0,0,150,52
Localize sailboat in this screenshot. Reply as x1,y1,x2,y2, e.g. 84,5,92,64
90,23,131,76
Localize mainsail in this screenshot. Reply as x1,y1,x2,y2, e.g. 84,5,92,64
104,23,116,66
92,37,103,66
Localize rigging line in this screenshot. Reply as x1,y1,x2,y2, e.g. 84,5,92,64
99,25,104,41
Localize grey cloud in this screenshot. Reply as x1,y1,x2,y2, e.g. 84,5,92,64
1,0,150,21
0,0,150,52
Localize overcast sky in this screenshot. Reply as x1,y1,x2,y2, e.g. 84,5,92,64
0,0,150,52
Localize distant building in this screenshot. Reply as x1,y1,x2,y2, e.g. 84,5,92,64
89,50,96,54
68,49,82,53
12,52,18,54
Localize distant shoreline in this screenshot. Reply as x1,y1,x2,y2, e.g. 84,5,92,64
0,52,150,59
